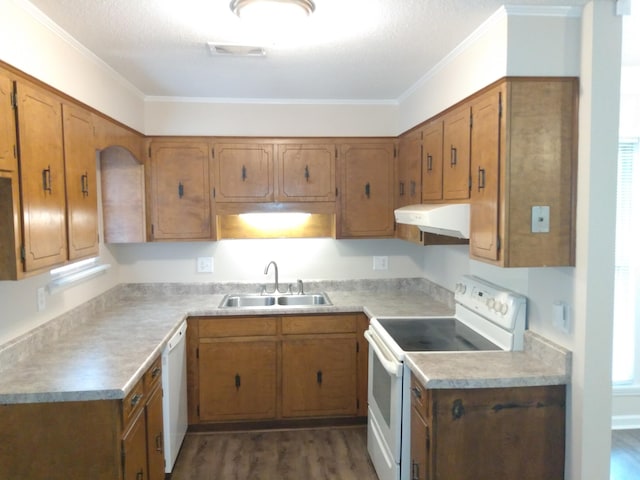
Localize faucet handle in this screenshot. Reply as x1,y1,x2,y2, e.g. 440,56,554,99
296,279,304,295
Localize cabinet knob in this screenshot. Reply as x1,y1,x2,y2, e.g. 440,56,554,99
365,182,371,198
178,181,184,198
427,154,433,172
235,373,241,389
478,167,486,190
317,370,323,385
450,146,457,166
304,164,310,182
412,461,420,480
130,393,143,408
81,172,89,197
42,166,52,193
411,386,422,399
241,165,247,181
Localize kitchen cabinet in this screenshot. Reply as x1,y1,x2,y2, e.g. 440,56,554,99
469,78,578,266
421,119,444,202
63,103,99,260
212,141,274,202
0,358,163,480
281,315,358,417
396,129,423,244
144,356,165,480
188,313,366,426
441,103,471,200
0,70,16,172
148,140,213,240
409,373,565,480
337,141,396,238
276,141,336,202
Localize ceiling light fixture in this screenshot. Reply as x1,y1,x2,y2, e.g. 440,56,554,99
230,0,315,21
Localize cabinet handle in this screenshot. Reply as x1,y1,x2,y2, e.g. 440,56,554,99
136,469,144,480
450,146,457,166
452,399,465,419
81,172,89,197
427,154,433,172
42,166,52,193
130,393,143,408
410,180,416,197
241,165,247,181
478,167,486,190
412,461,420,480
235,373,241,390
304,164,310,182
178,181,184,198
365,182,371,198
399,182,405,196
155,433,163,452
317,370,323,385
151,367,161,379
411,386,422,399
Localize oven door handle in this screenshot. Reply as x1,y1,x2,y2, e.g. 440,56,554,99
364,330,403,378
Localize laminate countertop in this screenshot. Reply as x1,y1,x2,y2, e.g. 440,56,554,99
0,279,570,404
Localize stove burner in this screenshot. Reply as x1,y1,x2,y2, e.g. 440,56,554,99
376,317,501,352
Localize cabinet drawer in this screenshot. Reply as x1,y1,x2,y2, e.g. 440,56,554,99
144,355,162,394
122,378,145,427
199,316,277,337
282,315,356,335
411,373,429,421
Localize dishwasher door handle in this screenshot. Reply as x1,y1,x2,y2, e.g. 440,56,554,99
364,330,403,378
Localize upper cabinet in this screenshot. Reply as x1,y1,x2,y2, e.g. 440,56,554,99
0,72,16,172
212,142,274,203
469,78,578,267
148,140,213,240
421,119,444,202
276,141,336,202
442,104,471,200
396,129,423,244
337,141,396,238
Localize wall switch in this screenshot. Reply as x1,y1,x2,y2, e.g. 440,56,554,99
531,206,550,233
37,287,46,312
196,257,214,273
552,301,570,333
373,256,388,270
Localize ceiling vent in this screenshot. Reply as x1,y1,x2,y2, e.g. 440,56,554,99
207,43,266,57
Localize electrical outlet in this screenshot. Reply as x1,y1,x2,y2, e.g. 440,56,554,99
37,287,46,312
552,301,570,333
196,257,214,273
531,206,550,233
373,256,388,271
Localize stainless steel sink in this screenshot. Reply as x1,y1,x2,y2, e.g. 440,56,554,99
219,292,332,308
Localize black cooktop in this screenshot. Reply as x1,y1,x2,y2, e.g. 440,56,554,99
376,317,500,352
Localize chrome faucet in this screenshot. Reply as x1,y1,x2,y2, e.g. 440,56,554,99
263,260,285,294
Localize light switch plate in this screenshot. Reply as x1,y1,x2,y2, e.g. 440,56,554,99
531,206,550,233
373,256,388,270
196,257,214,273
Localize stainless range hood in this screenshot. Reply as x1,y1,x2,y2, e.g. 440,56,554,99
394,203,470,239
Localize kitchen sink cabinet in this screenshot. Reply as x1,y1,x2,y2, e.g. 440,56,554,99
0,357,163,480
212,141,274,202
469,78,578,267
337,141,396,238
441,103,471,200
148,140,214,240
410,372,566,480
276,141,336,202
188,313,366,427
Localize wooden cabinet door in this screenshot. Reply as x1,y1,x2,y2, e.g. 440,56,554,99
145,385,164,480
213,143,273,202
469,86,502,261
63,103,99,260
422,120,443,201
123,408,148,480
0,71,17,172
15,82,67,272
198,340,277,421
411,405,429,480
276,142,335,201
396,130,423,244
338,142,395,238
281,337,357,417
149,141,211,240
442,105,471,200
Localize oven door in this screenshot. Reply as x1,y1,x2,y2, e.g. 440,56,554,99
364,328,404,480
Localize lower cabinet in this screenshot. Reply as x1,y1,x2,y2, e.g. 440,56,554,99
410,373,566,480
188,313,367,426
0,357,163,480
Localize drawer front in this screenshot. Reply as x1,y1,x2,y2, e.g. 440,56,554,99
411,373,429,422
199,316,277,337
144,355,162,394
123,378,145,427
282,315,357,335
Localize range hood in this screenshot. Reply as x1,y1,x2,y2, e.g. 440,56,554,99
394,203,470,239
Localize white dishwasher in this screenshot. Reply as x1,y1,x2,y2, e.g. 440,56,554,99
162,321,188,473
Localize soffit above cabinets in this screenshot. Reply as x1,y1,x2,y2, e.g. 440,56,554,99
23,0,587,102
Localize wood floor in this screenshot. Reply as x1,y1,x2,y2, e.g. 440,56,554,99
170,426,379,480
611,429,640,480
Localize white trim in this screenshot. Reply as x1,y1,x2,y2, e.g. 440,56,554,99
144,95,398,106
612,414,640,430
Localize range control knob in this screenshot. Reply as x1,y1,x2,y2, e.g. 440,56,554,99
500,303,509,315
456,283,467,294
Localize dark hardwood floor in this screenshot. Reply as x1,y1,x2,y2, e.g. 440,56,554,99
170,426,378,480
611,429,640,479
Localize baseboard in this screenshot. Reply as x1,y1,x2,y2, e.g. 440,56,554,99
612,414,640,430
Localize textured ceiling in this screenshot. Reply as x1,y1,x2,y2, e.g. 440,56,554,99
25,0,589,101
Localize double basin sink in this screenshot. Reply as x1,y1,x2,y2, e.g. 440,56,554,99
219,292,332,308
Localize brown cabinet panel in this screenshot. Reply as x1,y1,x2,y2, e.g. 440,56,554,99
276,142,335,201
442,105,471,200
282,314,356,335
146,385,164,480
421,120,443,201
123,408,148,480
15,81,67,272
199,316,278,338
338,142,395,238
396,130,423,244
0,70,17,172
149,141,212,240
198,340,277,421
213,142,274,202
281,337,357,417
410,405,429,480
62,103,99,260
